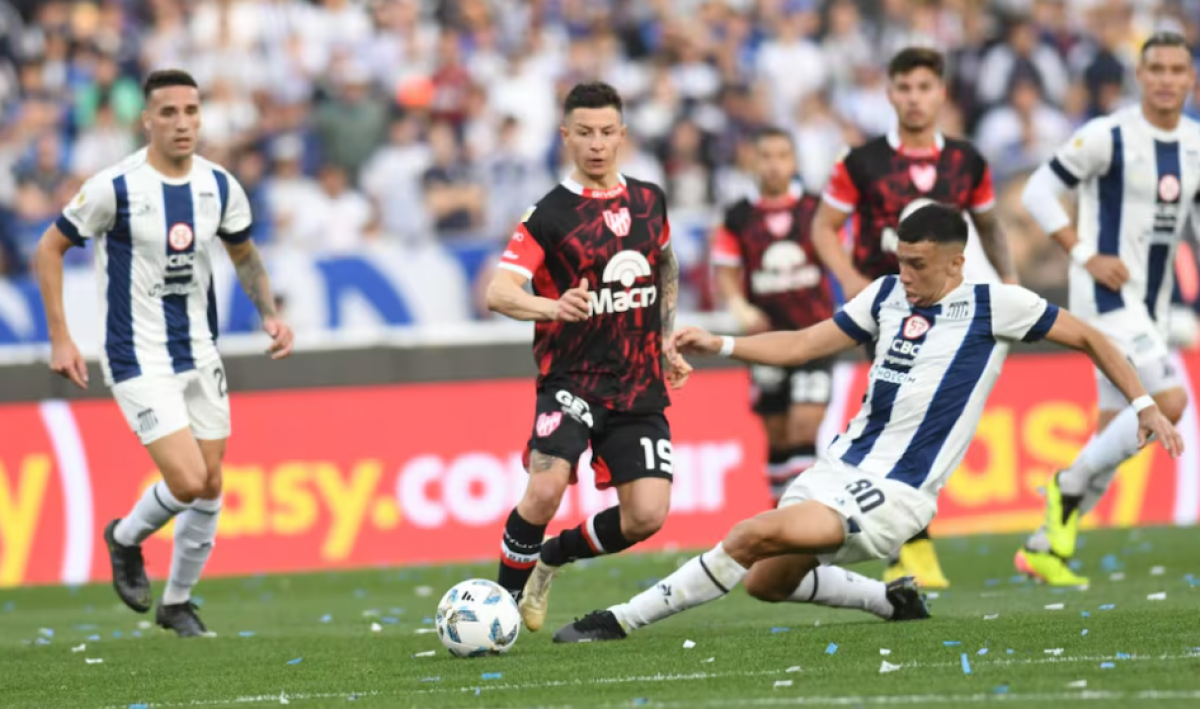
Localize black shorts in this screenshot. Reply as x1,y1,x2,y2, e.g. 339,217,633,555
749,358,835,415
523,389,672,490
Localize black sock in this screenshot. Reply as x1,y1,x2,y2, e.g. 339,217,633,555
541,506,635,567
1060,494,1084,524
908,527,932,542
497,509,546,598
767,447,792,504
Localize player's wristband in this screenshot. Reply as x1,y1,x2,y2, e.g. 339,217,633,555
1070,242,1096,267
718,336,736,358
1132,395,1156,413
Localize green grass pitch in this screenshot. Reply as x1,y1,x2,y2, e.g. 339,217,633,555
2,527,1199,709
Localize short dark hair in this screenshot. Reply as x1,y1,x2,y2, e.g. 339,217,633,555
897,202,968,245
888,47,945,79
1141,31,1190,59
754,126,794,146
142,69,199,101
563,81,623,116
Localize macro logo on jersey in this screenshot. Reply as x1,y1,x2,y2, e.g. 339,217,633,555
603,207,632,237
590,250,656,315
751,241,821,295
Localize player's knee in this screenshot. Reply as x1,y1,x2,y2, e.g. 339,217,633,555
164,475,208,505
619,504,668,542
519,476,568,525
201,467,222,499
1155,389,1188,424
723,518,773,566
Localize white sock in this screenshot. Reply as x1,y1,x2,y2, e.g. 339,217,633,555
611,543,748,631
789,566,893,619
1058,407,1139,496
1026,526,1051,553
114,482,189,547
163,497,221,605
1080,465,1119,514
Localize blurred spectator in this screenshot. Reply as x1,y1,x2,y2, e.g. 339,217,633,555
976,76,1073,181
361,114,433,242
313,60,388,181
293,162,374,253
976,15,1070,109
70,101,134,176
422,120,486,236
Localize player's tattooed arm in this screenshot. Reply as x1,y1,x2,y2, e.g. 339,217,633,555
660,241,680,342
973,209,1019,284
225,239,278,319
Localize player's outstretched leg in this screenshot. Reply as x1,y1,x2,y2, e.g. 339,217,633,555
529,477,670,631
553,499,846,643
497,451,571,627
744,557,929,621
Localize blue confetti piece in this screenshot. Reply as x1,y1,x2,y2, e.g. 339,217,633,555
1081,611,1090,618
1100,554,1121,572
977,648,989,656
422,617,434,625
238,631,256,637
481,673,502,680
130,704,149,709
353,589,367,599
2,601,13,612
1068,559,1084,571
984,578,1000,586
74,624,97,631
112,631,122,638
474,688,481,697
320,614,332,623
1100,662,1115,669
1117,652,1132,659
287,657,303,665
35,637,50,646
1099,604,1116,610
383,617,400,625
633,699,649,706
260,592,273,602
977,545,989,554
131,631,142,638
944,641,962,646
1009,575,1026,584
636,578,660,590
961,654,971,674
420,677,440,682
770,627,790,634
389,607,406,615
1138,541,1153,553
993,684,1010,695
87,635,100,641
1082,629,1089,636
191,597,204,607
825,643,838,655
1006,649,1014,655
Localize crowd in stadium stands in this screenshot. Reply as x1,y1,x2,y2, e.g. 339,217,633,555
0,0,1197,314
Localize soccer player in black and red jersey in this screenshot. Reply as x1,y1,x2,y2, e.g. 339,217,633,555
711,128,834,506
810,47,1019,589
486,81,691,632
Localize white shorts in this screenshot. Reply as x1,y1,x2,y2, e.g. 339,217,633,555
112,365,231,445
778,459,937,566
1086,310,1182,410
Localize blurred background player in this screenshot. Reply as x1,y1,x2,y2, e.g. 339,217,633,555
553,203,1182,645
485,81,691,632
711,128,834,505
1016,32,1198,587
35,69,294,637
810,46,1020,589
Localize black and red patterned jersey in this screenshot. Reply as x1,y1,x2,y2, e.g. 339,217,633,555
499,174,671,413
822,131,995,280
711,181,834,330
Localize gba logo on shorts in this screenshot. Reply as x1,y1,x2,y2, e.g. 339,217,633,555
555,390,594,427
590,250,657,315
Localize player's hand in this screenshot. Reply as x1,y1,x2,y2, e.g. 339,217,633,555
663,344,692,390
263,317,294,360
1001,275,1020,285
1086,255,1129,292
671,326,723,357
730,299,770,335
49,338,88,389
1137,405,1184,458
553,278,592,322
841,272,871,300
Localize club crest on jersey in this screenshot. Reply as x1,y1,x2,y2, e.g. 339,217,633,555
764,210,793,237
535,412,562,437
168,223,194,251
1159,174,1181,202
902,314,931,340
603,207,632,237
909,164,937,193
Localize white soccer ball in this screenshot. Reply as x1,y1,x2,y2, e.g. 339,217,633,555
435,579,521,657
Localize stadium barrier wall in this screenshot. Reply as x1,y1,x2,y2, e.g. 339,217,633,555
2,350,1199,588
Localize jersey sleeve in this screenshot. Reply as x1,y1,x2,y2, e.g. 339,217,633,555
56,176,116,246
218,173,254,244
969,162,996,213
658,184,672,250
832,275,895,343
1047,120,1113,188
710,226,742,267
821,151,860,213
498,207,545,280
990,284,1060,342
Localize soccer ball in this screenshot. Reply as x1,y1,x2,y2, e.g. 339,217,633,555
435,579,521,657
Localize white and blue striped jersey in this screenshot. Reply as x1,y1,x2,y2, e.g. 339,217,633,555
829,276,1059,496
1047,105,1200,323
56,148,253,386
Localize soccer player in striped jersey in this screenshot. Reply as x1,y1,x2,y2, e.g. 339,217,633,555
35,69,294,636
1017,32,1199,587
552,204,1181,643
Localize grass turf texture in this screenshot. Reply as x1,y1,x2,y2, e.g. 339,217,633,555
2,527,1198,709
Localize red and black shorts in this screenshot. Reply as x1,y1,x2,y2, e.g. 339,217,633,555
749,357,835,415
523,388,672,490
